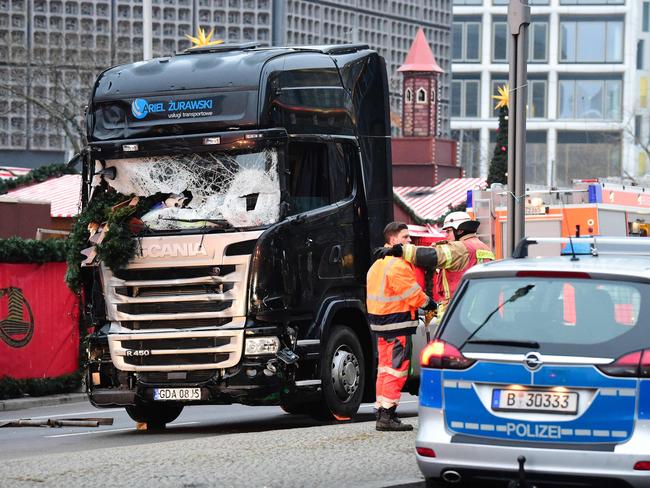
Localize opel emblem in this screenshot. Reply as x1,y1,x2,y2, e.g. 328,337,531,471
524,352,543,371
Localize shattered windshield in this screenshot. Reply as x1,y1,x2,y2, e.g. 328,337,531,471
94,149,280,230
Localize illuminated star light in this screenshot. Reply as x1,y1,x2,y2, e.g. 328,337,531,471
493,84,510,110
186,27,224,48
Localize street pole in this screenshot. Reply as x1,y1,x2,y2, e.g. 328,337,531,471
506,0,530,257
143,0,152,60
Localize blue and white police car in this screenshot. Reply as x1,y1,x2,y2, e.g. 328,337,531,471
416,237,650,488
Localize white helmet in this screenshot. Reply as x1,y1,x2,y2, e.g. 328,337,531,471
442,211,473,230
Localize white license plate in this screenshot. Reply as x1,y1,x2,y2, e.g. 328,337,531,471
153,388,201,401
492,388,578,414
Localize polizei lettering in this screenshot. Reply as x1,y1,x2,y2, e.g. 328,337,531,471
167,99,213,112
506,422,562,439
141,243,209,258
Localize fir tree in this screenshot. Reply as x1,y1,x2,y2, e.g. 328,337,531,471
487,84,509,186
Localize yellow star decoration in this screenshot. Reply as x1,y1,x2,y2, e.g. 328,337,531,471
493,83,510,110
186,27,224,48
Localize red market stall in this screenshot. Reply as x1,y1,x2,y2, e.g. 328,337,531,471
0,262,79,379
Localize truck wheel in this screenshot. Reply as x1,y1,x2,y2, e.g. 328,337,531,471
279,400,313,415
125,403,184,429
316,325,365,421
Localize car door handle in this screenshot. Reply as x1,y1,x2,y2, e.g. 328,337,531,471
329,245,342,264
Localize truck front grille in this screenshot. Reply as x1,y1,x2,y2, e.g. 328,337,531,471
122,336,231,350
108,330,243,372
121,318,233,331
101,232,262,371
113,265,236,281
116,301,233,315
102,259,246,321
125,353,229,367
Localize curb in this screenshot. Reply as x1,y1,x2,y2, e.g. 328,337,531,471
0,393,88,412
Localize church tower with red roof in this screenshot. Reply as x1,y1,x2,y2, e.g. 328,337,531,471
391,28,461,191
398,27,443,138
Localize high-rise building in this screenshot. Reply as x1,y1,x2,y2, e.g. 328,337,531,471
0,0,452,167
452,0,649,186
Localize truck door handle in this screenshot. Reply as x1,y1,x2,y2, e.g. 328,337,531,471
329,245,342,264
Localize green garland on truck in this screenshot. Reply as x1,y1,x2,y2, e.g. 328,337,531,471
65,190,164,293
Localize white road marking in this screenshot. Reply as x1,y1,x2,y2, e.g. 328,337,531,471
45,421,199,438
1,408,123,421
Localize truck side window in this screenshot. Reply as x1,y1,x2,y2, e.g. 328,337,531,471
286,142,353,215
329,142,354,203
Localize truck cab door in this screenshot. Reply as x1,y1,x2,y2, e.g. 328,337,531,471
282,140,365,314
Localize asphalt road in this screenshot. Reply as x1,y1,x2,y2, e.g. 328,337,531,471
0,394,425,487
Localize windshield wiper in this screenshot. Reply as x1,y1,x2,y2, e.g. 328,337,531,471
465,339,540,349
161,218,236,229
458,284,535,351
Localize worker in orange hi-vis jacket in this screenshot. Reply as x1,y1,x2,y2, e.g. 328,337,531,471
367,222,437,431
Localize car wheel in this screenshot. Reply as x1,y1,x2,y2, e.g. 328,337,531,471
313,325,365,421
125,402,184,429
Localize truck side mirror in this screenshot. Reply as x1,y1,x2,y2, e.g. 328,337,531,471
94,166,117,180
67,152,83,168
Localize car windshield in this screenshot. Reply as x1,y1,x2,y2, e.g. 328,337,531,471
94,148,280,231
441,276,650,358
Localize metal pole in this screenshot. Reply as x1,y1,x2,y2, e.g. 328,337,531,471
272,0,287,46
506,0,530,257
143,0,152,60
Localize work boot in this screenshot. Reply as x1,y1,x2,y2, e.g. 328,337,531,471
376,407,413,431
387,405,403,424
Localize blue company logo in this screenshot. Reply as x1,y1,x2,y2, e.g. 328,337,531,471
131,98,149,119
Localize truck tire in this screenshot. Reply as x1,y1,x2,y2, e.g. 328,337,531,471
279,400,313,415
316,325,366,421
125,402,184,429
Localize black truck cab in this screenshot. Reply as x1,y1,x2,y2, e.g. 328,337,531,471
81,43,393,425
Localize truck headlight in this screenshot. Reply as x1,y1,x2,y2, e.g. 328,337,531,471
245,336,280,355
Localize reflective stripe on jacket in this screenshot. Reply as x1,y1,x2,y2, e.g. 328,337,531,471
402,235,495,316
366,255,428,337
435,236,495,307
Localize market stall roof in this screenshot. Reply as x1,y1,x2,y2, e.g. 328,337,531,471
394,177,486,222
0,166,31,180
4,174,81,218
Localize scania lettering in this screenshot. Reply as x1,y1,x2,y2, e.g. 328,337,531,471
77,42,394,427
140,243,209,258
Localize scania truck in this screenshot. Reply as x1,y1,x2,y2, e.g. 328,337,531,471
79,42,394,426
